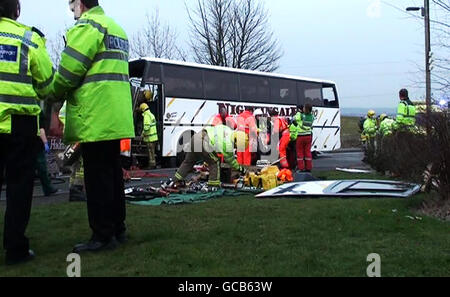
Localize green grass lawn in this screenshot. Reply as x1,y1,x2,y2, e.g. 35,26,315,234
341,116,362,148
0,171,449,277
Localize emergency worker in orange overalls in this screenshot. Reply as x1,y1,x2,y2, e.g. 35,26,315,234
236,109,257,166
269,109,291,169
212,106,237,130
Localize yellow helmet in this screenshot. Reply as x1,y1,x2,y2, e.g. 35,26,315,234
144,90,153,101
232,131,249,152
367,110,376,118
379,113,387,121
140,103,149,112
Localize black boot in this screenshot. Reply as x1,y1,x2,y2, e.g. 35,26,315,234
5,250,35,266
69,185,87,202
73,238,119,253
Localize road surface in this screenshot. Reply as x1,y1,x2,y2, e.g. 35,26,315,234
0,149,368,206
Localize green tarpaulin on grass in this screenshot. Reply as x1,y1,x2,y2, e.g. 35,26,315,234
127,189,247,206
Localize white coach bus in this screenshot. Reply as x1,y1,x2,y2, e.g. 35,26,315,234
129,58,341,167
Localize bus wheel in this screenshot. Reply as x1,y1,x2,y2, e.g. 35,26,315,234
312,151,319,159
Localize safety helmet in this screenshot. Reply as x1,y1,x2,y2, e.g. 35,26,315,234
253,109,264,117
232,131,249,152
379,113,388,121
367,110,376,118
144,90,153,101
140,103,149,112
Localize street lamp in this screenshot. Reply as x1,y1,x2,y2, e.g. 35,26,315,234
406,0,432,136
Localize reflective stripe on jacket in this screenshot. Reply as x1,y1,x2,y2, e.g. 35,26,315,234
205,125,240,170
380,118,395,136
363,118,377,138
292,112,314,137
51,6,135,144
142,109,158,142
0,18,54,134
396,101,416,128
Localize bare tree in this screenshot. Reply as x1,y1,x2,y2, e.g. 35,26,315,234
430,0,450,96
187,0,282,72
47,30,67,67
130,8,186,60
385,0,449,100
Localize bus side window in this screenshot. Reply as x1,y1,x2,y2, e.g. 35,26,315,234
323,87,338,107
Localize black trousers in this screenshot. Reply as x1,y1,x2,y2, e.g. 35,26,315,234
81,140,126,242
0,115,38,260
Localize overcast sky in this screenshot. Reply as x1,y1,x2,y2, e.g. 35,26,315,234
18,0,432,110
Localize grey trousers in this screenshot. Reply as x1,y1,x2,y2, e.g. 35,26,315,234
175,130,221,187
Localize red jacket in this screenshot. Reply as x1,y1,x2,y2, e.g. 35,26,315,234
212,114,237,130
237,110,257,136
272,116,288,134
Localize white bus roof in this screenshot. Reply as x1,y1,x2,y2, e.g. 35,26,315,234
131,57,337,86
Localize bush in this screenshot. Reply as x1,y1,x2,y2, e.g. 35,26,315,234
366,112,450,202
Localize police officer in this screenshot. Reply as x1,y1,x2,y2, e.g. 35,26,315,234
0,0,54,265
49,0,135,253
395,88,416,130
140,103,158,169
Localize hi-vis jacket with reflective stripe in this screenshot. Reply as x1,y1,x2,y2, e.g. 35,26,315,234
395,100,416,128
380,118,395,136
142,109,158,143
0,18,54,134
51,6,135,144
290,112,315,139
204,125,240,171
363,118,377,138
58,101,66,126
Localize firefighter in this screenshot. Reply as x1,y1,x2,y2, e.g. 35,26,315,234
379,114,394,137
140,103,158,169
362,110,377,163
394,88,416,131
362,110,377,140
269,109,291,169
0,0,54,265
173,125,247,188
236,109,257,166
212,106,236,129
293,104,315,172
58,102,86,202
49,0,135,253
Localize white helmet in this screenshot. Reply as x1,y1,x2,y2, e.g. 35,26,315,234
254,109,264,117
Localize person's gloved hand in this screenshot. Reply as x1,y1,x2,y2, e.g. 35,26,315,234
44,142,50,154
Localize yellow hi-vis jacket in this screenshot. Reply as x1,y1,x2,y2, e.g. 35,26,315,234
142,109,158,143
50,6,135,144
204,125,240,171
0,18,54,134
395,100,416,128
